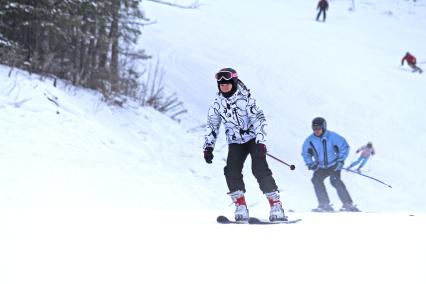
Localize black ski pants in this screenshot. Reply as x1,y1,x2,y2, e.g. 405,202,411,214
316,8,326,21
311,167,353,206
409,64,423,73
224,139,278,194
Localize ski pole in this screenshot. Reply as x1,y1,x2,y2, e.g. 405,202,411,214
344,168,392,188
266,153,296,170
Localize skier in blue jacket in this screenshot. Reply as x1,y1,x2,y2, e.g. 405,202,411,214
302,117,360,212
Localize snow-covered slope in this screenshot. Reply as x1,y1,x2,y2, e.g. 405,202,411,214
141,0,426,212
1,1,426,284
1,0,425,212
0,66,228,210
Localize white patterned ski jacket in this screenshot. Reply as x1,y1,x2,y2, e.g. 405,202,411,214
203,85,267,149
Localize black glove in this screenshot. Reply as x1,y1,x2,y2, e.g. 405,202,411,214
256,143,267,159
203,147,214,164
308,162,319,171
335,161,344,171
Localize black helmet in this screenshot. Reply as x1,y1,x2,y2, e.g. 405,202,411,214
367,142,373,148
312,117,327,131
215,67,238,96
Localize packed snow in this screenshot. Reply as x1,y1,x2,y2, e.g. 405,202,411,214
1,0,425,283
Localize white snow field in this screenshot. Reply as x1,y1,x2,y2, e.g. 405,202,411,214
1,0,425,283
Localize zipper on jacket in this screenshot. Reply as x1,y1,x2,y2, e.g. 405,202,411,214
232,107,245,141
232,108,241,126
323,139,328,166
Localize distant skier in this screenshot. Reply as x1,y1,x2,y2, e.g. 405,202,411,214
316,0,329,22
203,67,287,222
401,52,423,73
347,142,375,172
302,117,360,212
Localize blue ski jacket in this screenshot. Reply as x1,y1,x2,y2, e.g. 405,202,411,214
301,130,350,169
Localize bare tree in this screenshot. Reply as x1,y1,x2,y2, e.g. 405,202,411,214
138,60,187,121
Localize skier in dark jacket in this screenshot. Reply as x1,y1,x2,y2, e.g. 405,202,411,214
401,52,423,73
316,0,329,22
302,117,360,212
203,68,286,222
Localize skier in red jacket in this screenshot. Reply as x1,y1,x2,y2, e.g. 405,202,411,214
401,52,423,73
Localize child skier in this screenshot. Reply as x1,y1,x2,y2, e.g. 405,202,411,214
347,142,375,172
203,68,286,222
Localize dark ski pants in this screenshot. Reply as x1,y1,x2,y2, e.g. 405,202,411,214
311,167,353,206
409,64,423,73
224,139,278,194
316,8,326,21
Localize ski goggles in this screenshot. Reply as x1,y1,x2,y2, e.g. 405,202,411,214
215,70,238,81
312,125,323,131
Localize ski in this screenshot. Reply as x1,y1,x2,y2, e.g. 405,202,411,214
217,215,302,224
216,215,248,224
248,217,302,225
311,210,363,213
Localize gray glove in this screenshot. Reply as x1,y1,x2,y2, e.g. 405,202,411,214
307,162,319,171
335,161,344,171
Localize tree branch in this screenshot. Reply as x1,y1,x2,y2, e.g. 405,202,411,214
145,0,201,9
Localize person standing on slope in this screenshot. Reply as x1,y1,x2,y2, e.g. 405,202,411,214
401,52,423,73
203,68,286,222
347,142,375,173
302,117,360,212
316,0,329,22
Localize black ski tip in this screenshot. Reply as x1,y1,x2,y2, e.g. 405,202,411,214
217,215,231,224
